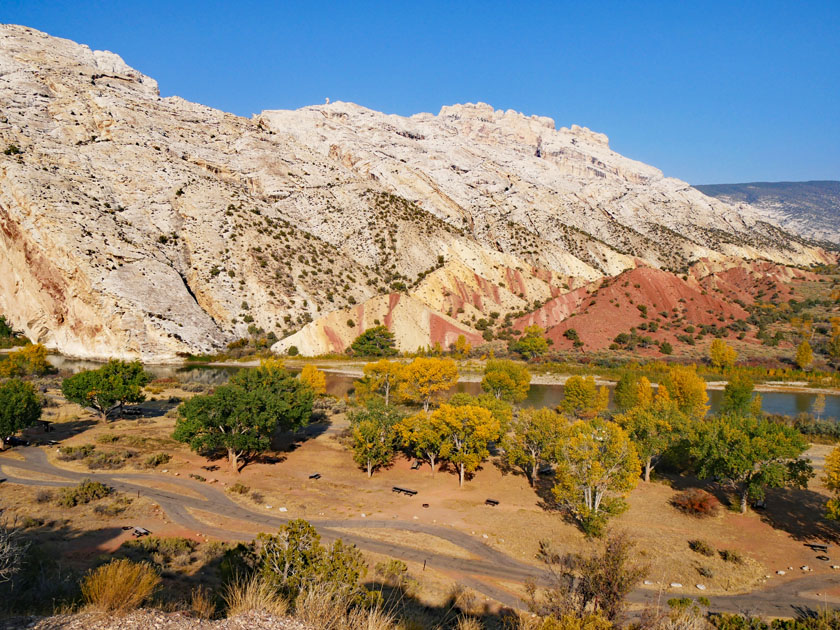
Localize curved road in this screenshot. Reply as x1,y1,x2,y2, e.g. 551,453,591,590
1,447,837,616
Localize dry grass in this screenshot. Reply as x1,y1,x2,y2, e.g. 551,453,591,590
295,584,397,630
222,574,289,617
190,585,217,619
80,558,160,614
455,615,484,630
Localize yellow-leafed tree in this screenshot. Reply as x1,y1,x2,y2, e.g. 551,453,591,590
795,341,814,370
299,364,326,395
433,403,501,487
551,419,640,536
400,357,459,412
661,366,709,420
361,359,404,406
709,338,737,369
825,446,840,520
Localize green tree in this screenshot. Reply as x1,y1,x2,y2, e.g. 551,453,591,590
349,326,397,357
400,357,458,412
615,391,686,482
503,407,564,486
434,403,501,487
795,340,814,370
688,414,813,513
561,376,608,418
173,360,312,472
349,400,402,477
613,372,641,412
720,373,755,415
481,359,531,403
61,360,150,420
0,378,41,449
551,419,640,536
509,325,549,359
256,519,369,603
0,315,14,338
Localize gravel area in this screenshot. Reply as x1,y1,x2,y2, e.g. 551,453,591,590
0,610,311,630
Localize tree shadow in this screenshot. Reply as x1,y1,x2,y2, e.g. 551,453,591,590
757,486,840,543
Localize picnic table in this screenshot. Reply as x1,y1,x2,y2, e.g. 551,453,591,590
309,473,321,480
131,527,150,538
485,499,499,507
392,486,417,497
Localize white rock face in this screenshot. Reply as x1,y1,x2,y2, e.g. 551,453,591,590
0,25,831,360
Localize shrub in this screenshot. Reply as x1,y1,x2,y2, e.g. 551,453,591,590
190,585,217,620
35,489,52,504
56,479,112,507
228,482,250,495
223,574,289,617
287,346,299,356
719,549,743,564
123,536,197,561
688,539,715,557
671,489,720,517
142,453,171,468
81,558,160,613
250,491,264,504
57,444,95,461
86,450,133,470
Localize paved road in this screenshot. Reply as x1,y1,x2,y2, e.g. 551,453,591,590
2,447,838,616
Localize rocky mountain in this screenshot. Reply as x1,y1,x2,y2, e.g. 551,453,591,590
0,25,833,360
695,181,840,246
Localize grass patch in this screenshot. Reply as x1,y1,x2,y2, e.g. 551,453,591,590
81,558,160,614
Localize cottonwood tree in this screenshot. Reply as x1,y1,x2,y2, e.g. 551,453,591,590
360,359,404,406
720,373,755,415
509,325,549,359
61,360,150,420
613,372,653,412
434,403,501,487
299,364,326,395
173,360,313,472
503,407,565,486
796,341,814,370
550,419,640,536
349,400,402,477
661,366,708,420
560,376,608,418
448,392,513,434
709,338,737,369
0,344,52,378
614,390,686,482
824,446,840,520
0,378,41,449
688,413,812,513
400,357,458,411
481,359,531,403
349,326,397,357
395,411,445,475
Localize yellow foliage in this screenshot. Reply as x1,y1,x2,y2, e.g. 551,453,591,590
453,334,472,358
709,338,737,369
662,366,708,420
400,357,459,411
0,343,50,377
795,341,814,370
636,377,654,409
299,364,326,395
81,559,160,613
825,447,840,520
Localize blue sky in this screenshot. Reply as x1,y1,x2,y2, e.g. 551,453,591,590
3,1,838,184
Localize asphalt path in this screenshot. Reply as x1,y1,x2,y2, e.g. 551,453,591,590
2,447,839,616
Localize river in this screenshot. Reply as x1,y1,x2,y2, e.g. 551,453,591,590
41,355,840,420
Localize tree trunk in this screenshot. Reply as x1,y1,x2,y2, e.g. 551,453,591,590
459,463,465,487
367,461,373,478
530,462,538,487
384,386,390,407
423,398,431,413
228,448,240,473
428,455,437,476
740,488,749,514
644,458,652,483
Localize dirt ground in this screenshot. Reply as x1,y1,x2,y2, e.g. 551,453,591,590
3,380,840,605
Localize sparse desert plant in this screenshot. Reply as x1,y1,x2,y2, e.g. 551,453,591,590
719,549,743,564
456,615,484,630
56,479,112,507
35,489,53,504
250,491,264,504
223,573,289,617
142,452,171,468
57,444,96,461
190,585,217,619
671,489,720,517
86,450,133,470
228,482,250,495
688,539,715,557
80,558,160,613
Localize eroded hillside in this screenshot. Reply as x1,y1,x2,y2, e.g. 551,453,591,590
0,24,832,360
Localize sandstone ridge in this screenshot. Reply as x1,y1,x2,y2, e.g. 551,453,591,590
0,24,832,360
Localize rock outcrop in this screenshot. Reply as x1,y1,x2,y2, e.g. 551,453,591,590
0,24,833,360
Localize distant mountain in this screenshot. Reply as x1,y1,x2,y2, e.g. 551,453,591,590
695,181,840,246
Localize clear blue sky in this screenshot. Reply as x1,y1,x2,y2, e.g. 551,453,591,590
3,0,838,184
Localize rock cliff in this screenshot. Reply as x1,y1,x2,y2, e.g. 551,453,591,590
0,25,832,360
